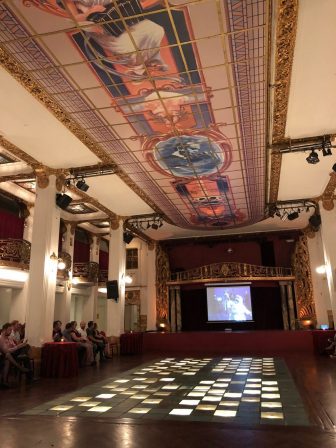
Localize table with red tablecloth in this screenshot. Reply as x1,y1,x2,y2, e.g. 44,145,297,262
120,332,143,355
40,342,79,377
311,330,335,354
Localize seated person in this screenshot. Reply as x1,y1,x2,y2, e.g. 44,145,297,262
62,322,86,363
86,321,105,361
326,333,336,357
78,321,88,340
70,321,95,366
52,320,63,342
94,323,111,358
0,323,33,384
9,320,23,345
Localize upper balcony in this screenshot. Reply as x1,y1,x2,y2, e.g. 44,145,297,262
0,238,31,270
73,261,99,284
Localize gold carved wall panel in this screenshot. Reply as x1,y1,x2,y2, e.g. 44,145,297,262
156,243,170,321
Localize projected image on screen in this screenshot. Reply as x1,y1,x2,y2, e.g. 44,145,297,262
207,285,253,322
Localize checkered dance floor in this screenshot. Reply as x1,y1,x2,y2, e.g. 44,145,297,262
23,357,309,426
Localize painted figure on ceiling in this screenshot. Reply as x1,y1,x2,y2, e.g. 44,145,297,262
32,0,169,78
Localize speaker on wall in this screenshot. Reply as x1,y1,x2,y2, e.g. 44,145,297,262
123,232,134,244
106,280,119,300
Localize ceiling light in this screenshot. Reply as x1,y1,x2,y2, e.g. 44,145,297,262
76,179,89,192
332,163,336,172
309,214,321,228
287,211,299,221
322,144,332,157
151,223,159,230
306,150,319,164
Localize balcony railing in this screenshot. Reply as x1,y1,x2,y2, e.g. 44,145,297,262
99,269,108,283
169,262,294,284
0,239,31,269
73,261,99,283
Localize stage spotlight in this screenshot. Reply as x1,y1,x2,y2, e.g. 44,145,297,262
287,211,299,221
159,221,163,228
151,222,159,230
306,150,319,164
332,163,336,172
322,144,332,157
56,193,72,210
76,179,89,192
280,212,288,221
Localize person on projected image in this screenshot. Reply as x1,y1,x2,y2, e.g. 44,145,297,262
229,294,252,322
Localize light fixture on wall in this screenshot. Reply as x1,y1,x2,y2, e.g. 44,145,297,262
316,265,326,275
124,275,133,285
50,252,66,270
98,287,107,293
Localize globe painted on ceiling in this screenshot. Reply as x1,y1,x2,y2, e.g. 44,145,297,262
154,135,224,178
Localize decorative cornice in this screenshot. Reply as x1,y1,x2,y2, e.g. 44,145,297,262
319,172,336,211
0,135,41,168
272,0,299,144
269,151,282,203
269,0,298,203
0,44,170,221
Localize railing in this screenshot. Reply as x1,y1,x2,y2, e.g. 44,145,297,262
73,261,99,283
99,269,108,283
169,262,294,284
0,239,31,269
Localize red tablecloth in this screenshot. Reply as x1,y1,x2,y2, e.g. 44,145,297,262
120,332,143,355
40,342,79,377
311,330,335,354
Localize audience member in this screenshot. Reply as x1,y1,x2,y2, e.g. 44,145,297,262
70,321,95,366
86,321,105,361
9,320,23,345
52,320,63,342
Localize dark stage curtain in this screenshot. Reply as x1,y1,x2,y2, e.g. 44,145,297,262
99,250,108,269
181,287,283,331
0,210,24,239
73,240,90,262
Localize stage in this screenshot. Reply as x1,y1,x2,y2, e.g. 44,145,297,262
142,330,332,355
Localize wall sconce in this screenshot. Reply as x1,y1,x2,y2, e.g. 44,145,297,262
316,265,326,275
124,275,133,285
50,252,66,270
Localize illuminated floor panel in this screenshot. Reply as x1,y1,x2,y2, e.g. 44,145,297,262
22,357,309,426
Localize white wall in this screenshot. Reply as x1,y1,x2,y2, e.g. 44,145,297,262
0,287,12,327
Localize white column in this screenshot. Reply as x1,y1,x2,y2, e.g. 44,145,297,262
307,230,331,327
9,206,34,323
57,223,75,325
320,204,336,327
107,222,125,336
25,175,61,347
146,243,157,331
82,236,99,323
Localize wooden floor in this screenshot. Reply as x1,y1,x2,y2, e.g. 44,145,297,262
1,353,336,448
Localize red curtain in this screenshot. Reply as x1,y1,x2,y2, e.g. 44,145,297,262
99,250,108,269
73,240,90,262
0,210,24,239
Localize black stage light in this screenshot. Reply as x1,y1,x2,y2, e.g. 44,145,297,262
76,179,89,192
332,163,336,173
151,223,159,230
287,211,299,221
309,214,321,228
56,193,73,210
306,150,320,164
123,232,134,244
322,144,332,157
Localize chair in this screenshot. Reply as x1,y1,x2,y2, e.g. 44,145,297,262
107,336,120,357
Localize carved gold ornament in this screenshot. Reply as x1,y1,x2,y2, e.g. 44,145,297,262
292,235,316,322
156,244,170,321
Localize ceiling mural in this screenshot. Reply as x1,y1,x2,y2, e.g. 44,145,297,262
0,0,268,229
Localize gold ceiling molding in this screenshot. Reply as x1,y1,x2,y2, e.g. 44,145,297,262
0,173,34,183
0,45,170,221
272,0,298,144
269,151,282,203
318,172,336,211
0,135,41,168
67,184,119,221
269,0,298,203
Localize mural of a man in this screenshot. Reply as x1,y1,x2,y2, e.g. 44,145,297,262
52,0,167,77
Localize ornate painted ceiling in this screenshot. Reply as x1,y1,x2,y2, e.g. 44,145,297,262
0,0,269,231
